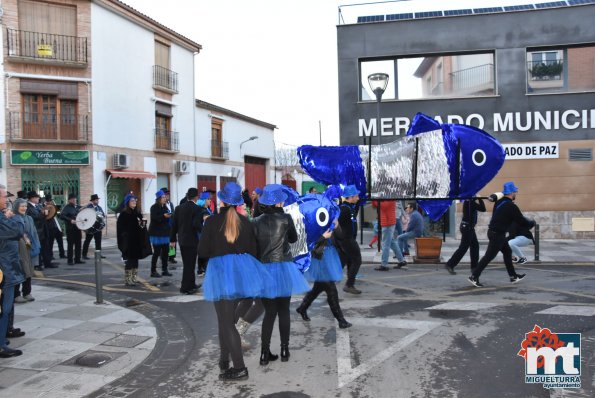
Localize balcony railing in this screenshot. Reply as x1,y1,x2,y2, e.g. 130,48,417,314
211,140,229,160
6,28,87,64
153,65,179,93
528,59,564,80
154,128,179,152
450,63,495,94
7,112,88,142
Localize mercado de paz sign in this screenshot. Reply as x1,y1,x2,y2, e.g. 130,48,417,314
502,142,559,160
358,108,595,137
11,150,90,165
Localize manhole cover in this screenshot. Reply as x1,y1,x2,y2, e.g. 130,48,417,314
75,353,114,368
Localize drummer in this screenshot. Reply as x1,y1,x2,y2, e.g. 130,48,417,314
60,193,84,265
82,194,106,260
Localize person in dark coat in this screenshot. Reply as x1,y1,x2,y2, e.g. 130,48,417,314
333,185,362,294
149,190,172,278
444,197,486,275
469,182,535,287
26,191,54,269
160,187,177,265
82,194,106,260
117,194,144,286
170,188,203,294
60,193,84,266
251,187,263,218
44,194,66,260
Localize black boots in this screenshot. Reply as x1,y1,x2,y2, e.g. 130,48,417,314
219,367,249,381
296,290,318,321
259,346,279,366
280,344,290,362
328,289,352,329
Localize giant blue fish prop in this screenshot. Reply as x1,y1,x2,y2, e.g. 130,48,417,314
279,185,341,272
298,112,505,221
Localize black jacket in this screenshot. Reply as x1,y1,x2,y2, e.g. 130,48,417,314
117,209,144,260
198,207,258,259
27,202,48,240
149,203,171,237
461,198,486,227
508,221,535,243
253,207,297,263
59,203,79,232
488,197,535,235
170,200,203,247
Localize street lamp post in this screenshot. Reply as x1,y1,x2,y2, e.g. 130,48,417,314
240,136,258,151
368,73,389,253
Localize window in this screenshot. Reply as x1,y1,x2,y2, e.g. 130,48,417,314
155,40,170,69
18,0,76,35
527,44,595,94
360,52,496,101
21,95,79,140
153,39,177,92
211,117,224,158
155,103,174,150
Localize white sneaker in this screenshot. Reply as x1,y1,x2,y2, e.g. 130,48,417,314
14,296,27,304
23,294,35,302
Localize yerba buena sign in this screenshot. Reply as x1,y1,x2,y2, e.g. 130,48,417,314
11,150,90,165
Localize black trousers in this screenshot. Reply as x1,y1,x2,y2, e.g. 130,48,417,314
14,278,32,297
66,227,82,262
83,231,102,256
180,245,197,291
151,244,169,273
39,238,52,267
49,228,65,257
235,298,264,323
446,224,479,270
214,299,245,369
261,296,291,347
472,231,518,279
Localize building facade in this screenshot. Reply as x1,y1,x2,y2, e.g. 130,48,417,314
337,2,595,239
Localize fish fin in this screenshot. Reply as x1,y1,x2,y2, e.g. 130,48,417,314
417,199,453,222
407,113,441,136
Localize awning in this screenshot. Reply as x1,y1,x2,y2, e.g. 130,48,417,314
106,169,156,179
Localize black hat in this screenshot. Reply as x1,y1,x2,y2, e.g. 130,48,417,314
186,187,199,199
17,190,27,199
45,193,53,201
7,191,14,198
90,194,100,201
68,193,77,200
27,191,40,199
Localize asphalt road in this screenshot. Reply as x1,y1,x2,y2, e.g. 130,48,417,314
34,248,595,398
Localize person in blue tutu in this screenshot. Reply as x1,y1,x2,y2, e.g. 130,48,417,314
198,182,270,382
253,184,311,366
148,190,172,278
296,223,352,329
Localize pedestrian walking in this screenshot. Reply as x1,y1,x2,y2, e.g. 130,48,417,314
296,225,352,329
116,194,144,286
444,198,486,275
149,190,172,278
198,182,271,381
197,191,213,276
333,185,363,294
468,182,534,287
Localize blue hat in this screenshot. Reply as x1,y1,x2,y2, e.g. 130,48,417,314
124,193,138,205
502,181,519,195
342,185,359,198
217,182,244,206
200,191,211,200
259,184,288,206
254,187,263,195
156,190,165,199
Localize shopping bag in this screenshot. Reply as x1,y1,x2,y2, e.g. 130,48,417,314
139,226,153,259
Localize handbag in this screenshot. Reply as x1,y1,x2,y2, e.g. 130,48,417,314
168,245,176,257
139,226,153,259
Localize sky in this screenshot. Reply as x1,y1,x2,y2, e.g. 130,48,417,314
122,0,537,148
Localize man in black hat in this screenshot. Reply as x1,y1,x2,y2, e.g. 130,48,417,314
17,191,27,199
82,194,106,260
170,187,202,294
60,193,84,265
44,193,67,260
26,191,55,269
161,187,177,266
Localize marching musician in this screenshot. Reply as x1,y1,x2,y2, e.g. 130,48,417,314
82,194,106,260
26,191,54,270
44,194,67,261
60,193,84,265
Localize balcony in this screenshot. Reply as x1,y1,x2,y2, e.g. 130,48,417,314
528,59,564,81
154,128,179,152
7,112,88,143
153,65,179,93
211,140,229,160
450,63,495,95
6,28,87,66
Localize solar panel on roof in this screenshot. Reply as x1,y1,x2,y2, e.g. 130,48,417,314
535,1,568,8
414,11,443,18
357,15,385,23
568,0,595,5
444,9,473,16
503,4,535,11
386,13,414,21
473,7,505,13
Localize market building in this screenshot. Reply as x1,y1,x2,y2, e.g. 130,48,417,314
337,1,595,239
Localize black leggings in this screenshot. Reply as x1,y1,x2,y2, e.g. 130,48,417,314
151,244,169,272
235,298,264,324
14,278,32,297
261,297,291,347
125,258,139,271
214,300,245,369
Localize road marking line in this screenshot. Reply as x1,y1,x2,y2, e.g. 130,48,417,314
425,302,501,311
536,305,595,316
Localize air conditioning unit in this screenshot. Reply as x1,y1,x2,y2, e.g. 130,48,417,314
175,160,190,174
113,153,130,169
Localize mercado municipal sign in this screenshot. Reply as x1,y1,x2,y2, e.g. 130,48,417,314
358,108,595,137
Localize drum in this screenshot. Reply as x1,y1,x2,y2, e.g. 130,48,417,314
75,208,106,233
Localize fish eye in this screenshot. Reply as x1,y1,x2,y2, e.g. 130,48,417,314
472,149,486,166
315,208,329,227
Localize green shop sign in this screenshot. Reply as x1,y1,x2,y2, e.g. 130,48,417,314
11,150,90,165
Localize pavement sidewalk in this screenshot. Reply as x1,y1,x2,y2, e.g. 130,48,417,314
0,285,156,398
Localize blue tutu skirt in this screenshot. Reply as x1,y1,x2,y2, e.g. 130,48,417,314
304,245,344,282
262,261,311,298
149,236,169,245
203,254,271,301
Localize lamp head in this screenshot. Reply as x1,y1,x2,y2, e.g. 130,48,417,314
368,73,389,98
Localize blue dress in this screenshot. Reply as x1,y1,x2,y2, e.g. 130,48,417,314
304,244,343,283
262,261,311,298
203,253,273,301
